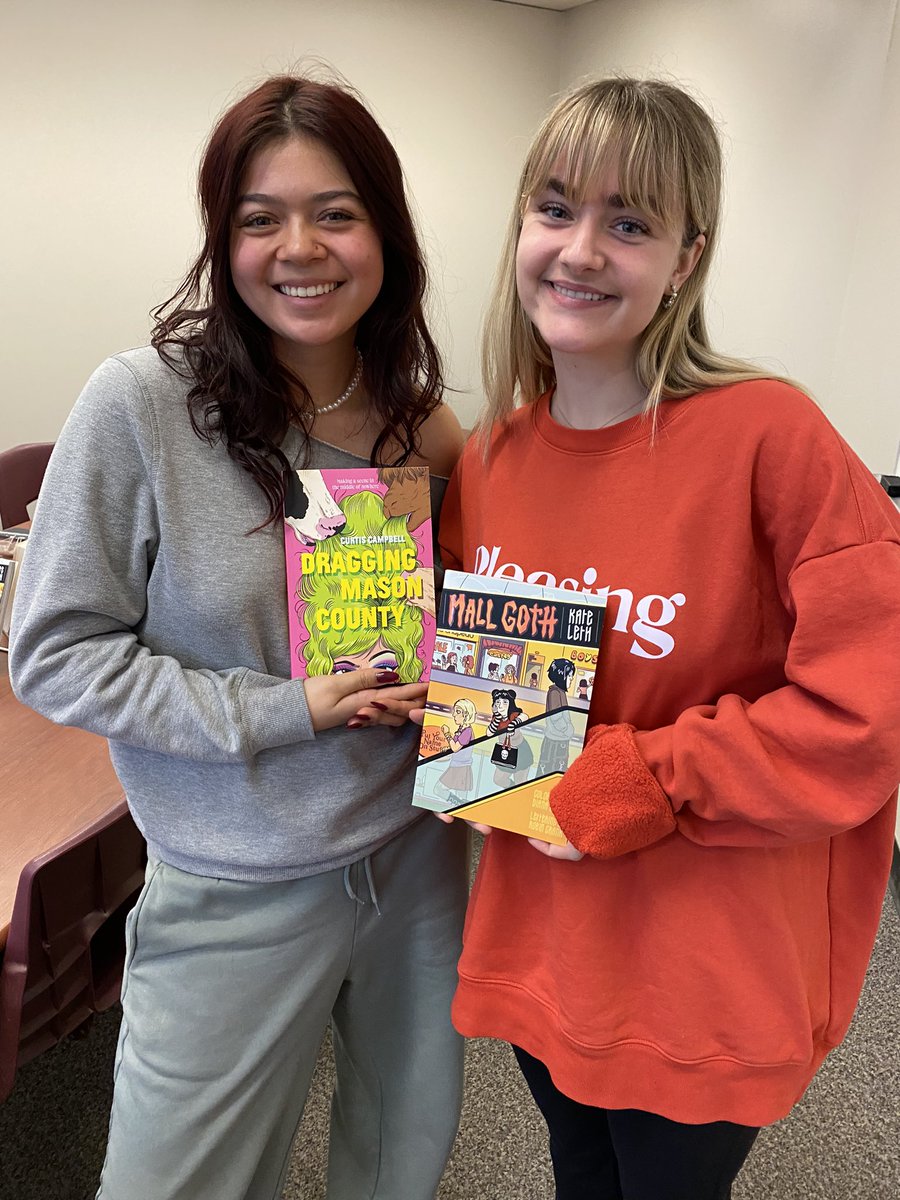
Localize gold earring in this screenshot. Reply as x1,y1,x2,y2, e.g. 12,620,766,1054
661,285,679,310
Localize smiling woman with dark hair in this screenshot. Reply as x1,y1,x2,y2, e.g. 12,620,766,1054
10,74,467,1200
152,74,449,520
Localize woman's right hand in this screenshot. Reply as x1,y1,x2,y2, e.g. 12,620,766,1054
304,670,427,732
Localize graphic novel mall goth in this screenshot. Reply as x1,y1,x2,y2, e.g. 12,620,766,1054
414,571,606,844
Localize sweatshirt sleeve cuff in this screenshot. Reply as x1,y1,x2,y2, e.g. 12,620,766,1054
549,723,677,858
240,674,316,756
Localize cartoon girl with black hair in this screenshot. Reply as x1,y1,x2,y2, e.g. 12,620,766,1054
487,688,524,735
488,688,533,784
538,658,577,775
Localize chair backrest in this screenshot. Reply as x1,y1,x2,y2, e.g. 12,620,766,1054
0,442,54,528
0,801,146,1102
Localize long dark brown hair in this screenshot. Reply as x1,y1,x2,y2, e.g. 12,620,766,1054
151,75,444,524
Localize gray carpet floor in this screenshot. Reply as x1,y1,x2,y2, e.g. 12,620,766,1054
2,895,898,1199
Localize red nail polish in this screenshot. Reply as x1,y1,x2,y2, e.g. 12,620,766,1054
346,719,367,729
371,701,388,711
375,670,400,683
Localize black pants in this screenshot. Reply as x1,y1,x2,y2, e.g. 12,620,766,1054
513,1046,760,1200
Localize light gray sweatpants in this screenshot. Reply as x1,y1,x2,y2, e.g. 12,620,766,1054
95,816,469,1200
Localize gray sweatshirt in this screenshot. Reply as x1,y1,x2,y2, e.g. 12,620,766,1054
10,346,445,880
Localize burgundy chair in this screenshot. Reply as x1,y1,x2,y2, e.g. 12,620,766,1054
0,442,54,528
0,801,146,1102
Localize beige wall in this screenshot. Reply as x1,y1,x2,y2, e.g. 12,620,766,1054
3,0,899,471
830,0,900,474
561,0,900,471
0,0,558,442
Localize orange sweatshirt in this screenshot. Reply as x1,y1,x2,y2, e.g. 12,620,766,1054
440,381,900,1126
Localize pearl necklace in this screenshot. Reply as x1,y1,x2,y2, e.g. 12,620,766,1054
552,392,645,430
314,349,364,415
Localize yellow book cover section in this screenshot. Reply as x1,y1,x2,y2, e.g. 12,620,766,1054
414,571,606,844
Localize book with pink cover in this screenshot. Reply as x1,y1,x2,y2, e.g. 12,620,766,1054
283,466,435,681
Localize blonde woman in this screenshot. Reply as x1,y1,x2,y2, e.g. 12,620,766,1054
438,78,900,1198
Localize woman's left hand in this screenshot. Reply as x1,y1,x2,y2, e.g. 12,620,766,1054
348,682,429,728
527,837,584,861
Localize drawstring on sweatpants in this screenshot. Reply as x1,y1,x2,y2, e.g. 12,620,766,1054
341,855,382,916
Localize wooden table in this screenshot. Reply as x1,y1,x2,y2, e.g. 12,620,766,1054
0,654,124,950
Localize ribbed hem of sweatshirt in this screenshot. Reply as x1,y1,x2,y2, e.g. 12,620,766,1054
451,981,827,1127
142,812,426,882
549,723,677,857
239,671,316,756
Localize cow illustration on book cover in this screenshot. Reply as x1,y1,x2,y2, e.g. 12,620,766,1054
413,571,606,844
284,467,435,681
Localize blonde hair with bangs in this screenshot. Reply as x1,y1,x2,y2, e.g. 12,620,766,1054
480,77,797,434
